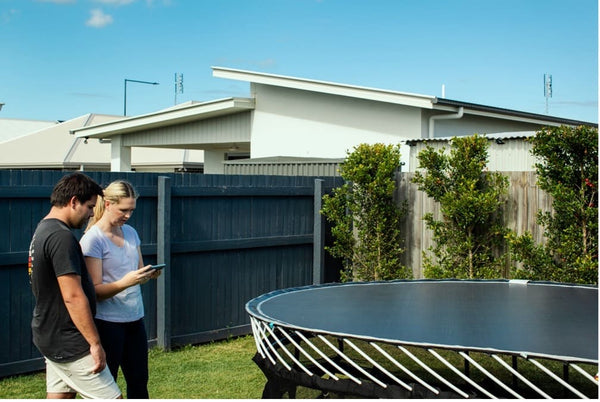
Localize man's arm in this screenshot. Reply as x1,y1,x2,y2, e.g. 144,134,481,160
56,273,106,373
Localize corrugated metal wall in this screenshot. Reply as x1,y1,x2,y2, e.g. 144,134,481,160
407,136,537,172
0,170,343,378
224,158,344,177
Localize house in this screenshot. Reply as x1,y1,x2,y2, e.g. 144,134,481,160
0,113,204,172
0,117,57,143
406,132,539,172
67,67,594,174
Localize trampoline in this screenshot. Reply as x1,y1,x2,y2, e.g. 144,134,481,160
246,280,598,399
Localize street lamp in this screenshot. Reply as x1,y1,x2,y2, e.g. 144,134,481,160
123,78,159,116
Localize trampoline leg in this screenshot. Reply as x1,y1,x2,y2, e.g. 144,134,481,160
262,378,297,399
512,356,518,388
562,364,569,399
253,353,298,399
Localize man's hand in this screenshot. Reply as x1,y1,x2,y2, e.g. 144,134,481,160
89,342,107,374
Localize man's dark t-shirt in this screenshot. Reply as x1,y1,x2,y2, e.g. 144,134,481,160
29,218,96,362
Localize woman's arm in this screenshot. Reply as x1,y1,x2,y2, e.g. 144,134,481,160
85,256,151,301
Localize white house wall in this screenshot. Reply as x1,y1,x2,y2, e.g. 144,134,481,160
250,84,422,158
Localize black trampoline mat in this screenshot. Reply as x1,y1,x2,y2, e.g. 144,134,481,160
248,280,598,362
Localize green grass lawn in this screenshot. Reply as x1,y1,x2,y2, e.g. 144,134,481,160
0,336,267,399
1,335,597,399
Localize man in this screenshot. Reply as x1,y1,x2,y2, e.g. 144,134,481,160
28,173,121,399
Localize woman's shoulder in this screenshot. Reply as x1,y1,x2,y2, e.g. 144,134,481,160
121,224,140,239
81,224,102,240
121,224,138,233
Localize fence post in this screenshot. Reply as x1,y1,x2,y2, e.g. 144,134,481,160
157,176,171,350
313,179,325,284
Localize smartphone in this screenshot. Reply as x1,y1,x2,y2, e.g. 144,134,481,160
146,264,166,272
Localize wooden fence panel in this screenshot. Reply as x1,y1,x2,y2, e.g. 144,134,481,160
398,171,552,276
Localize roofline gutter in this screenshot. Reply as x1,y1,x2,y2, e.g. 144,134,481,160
428,107,464,138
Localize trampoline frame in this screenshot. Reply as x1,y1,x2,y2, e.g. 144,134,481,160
246,280,598,399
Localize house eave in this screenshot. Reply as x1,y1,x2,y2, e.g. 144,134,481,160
71,97,255,139
212,66,436,109
434,98,597,127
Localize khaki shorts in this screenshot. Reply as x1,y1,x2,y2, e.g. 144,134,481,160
45,353,121,399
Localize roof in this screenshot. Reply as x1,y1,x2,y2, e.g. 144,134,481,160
0,118,57,143
224,156,345,164
72,97,255,139
212,66,436,109
0,114,204,170
405,131,536,145
435,98,594,127
213,66,597,127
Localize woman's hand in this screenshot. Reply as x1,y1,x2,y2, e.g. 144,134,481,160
121,267,152,287
143,265,163,280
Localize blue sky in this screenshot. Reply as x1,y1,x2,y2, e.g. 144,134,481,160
1,0,597,123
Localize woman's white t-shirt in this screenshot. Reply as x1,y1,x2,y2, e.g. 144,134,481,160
80,224,144,323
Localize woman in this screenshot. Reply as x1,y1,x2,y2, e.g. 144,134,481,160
80,180,161,399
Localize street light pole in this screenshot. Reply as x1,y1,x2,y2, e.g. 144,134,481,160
123,78,159,116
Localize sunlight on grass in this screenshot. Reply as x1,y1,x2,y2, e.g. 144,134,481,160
0,336,267,399
1,335,597,399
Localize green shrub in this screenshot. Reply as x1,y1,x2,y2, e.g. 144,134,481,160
412,134,510,279
507,125,598,284
321,143,411,281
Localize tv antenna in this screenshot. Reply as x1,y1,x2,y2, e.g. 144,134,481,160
544,73,552,114
174,73,184,105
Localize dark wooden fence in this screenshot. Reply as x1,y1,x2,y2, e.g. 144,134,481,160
0,170,343,378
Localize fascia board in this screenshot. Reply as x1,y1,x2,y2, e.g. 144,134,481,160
212,66,435,109
72,97,255,139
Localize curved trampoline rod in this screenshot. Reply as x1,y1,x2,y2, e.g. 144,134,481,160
251,318,277,365
255,320,290,370
428,349,496,399
318,335,388,388
294,331,361,385
398,345,472,399
370,342,437,395
527,357,590,399
490,354,551,399
250,318,267,359
264,323,305,374
344,339,412,392
459,351,523,399
276,327,338,380
570,364,597,384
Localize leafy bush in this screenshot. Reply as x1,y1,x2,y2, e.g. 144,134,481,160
412,134,510,279
507,125,598,284
321,143,411,281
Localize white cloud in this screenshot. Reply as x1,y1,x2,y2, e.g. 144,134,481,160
85,8,113,28
93,0,136,5
1,9,19,25
35,0,76,3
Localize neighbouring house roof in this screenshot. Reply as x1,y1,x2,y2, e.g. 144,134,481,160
405,131,537,145
72,97,255,139
72,67,595,144
0,113,204,171
212,67,596,127
0,118,57,143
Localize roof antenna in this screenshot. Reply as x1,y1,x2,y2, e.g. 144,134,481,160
544,73,552,114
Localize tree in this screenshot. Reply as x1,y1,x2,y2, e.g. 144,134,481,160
321,143,411,282
507,125,598,285
412,134,509,279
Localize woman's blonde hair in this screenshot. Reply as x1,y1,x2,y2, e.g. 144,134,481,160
86,180,138,231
